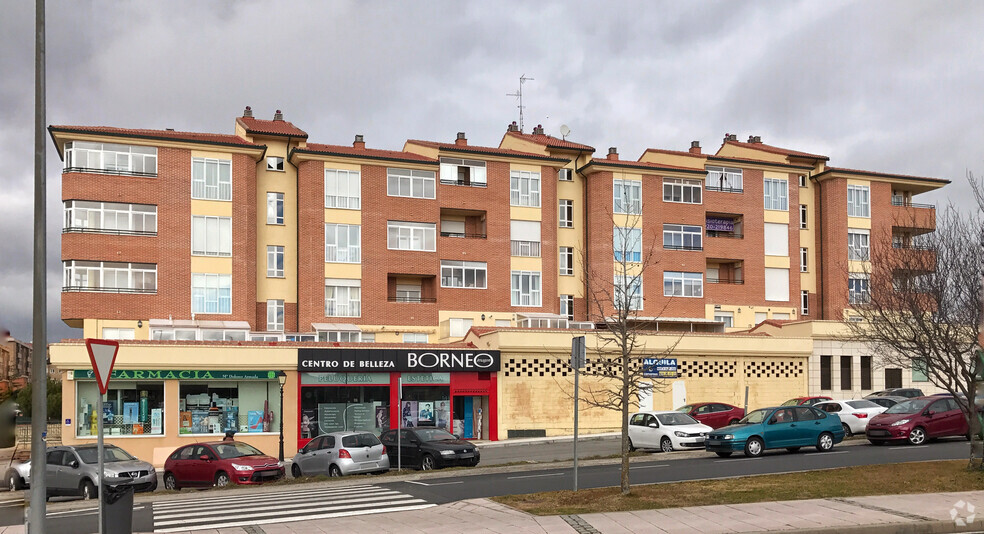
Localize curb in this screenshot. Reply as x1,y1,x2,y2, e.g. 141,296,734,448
477,433,620,449
785,518,984,534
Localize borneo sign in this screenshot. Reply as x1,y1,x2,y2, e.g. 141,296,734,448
298,348,500,373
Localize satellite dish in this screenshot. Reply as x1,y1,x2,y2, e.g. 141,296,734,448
559,124,571,139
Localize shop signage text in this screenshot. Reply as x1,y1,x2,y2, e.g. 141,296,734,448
298,349,500,373
300,372,390,385
73,370,277,381
642,358,678,379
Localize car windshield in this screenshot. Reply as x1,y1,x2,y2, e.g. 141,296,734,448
415,429,457,442
780,399,800,406
846,400,880,409
213,442,265,459
885,399,932,414
76,446,136,464
675,405,694,413
342,433,381,448
738,409,770,424
656,413,699,426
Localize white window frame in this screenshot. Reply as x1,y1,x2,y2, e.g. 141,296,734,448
800,204,808,229
714,311,734,328
613,179,642,214
558,168,573,182
613,227,642,263
318,330,363,343
705,166,743,192
325,169,361,209
510,271,542,307
403,333,428,343
449,318,474,338
764,223,789,256
267,192,284,225
440,260,488,289
440,158,487,186
387,168,436,199
325,224,361,263
799,175,807,187
267,245,284,278
63,260,157,293
267,299,285,331
849,273,871,304
191,157,232,201
801,290,810,316
800,247,808,272
559,247,574,276
387,221,436,252
763,178,789,211
663,224,703,251
663,271,703,298
615,275,643,311
765,268,790,302
64,141,157,176
848,229,870,261
64,201,157,235
663,178,702,204
325,278,362,317
191,215,232,257
847,185,871,218
101,328,135,340
510,170,541,207
560,295,574,320
510,220,541,257
191,273,231,314
395,283,422,303
559,199,574,228
266,156,284,172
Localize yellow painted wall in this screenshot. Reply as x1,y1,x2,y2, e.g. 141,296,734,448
798,174,817,293
190,256,233,275
510,206,542,222
325,208,361,225
402,142,440,160
87,319,149,340
847,217,872,230
764,256,791,269
763,210,790,224
498,135,548,155
557,166,584,298
717,144,787,164
638,151,705,169
510,256,542,272
325,263,362,279
703,304,799,330
256,138,298,306
189,199,233,217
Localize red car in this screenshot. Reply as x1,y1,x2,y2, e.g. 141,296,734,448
781,396,832,407
163,441,284,490
676,402,745,429
865,396,969,445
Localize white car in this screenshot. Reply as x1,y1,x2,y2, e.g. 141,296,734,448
628,411,713,452
814,399,886,436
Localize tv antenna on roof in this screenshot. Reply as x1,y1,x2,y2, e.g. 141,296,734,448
506,74,534,132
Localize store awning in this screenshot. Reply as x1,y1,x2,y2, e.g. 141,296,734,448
311,323,361,332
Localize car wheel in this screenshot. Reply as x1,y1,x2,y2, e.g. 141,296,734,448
868,439,885,446
628,438,636,452
907,427,927,445
214,471,230,487
291,464,302,479
163,472,179,491
660,437,674,453
715,452,732,458
744,437,764,458
729,419,740,425
6,473,20,491
420,454,436,471
842,424,853,438
816,432,834,452
786,447,801,453
80,479,97,500
329,464,342,477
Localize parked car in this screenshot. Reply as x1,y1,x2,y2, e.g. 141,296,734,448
378,428,479,470
163,441,284,489
865,388,924,399
865,396,909,409
45,444,156,500
628,411,712,452
866,396,969,445
814,400,887,437
676,403,745,429
780,396,832,407
5,460,30,491
291,431,390,478
705,405,845,458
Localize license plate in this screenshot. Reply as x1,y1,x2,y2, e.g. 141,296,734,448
460,453,474,459
706,440,721,446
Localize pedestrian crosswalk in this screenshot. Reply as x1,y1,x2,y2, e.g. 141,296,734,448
152,483,434,532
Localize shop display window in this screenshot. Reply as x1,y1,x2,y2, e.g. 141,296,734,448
179,382,281,435
400,386,451,432
300,386,390,438
76,381,164,437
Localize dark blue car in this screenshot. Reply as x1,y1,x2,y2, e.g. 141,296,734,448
705,405,845,458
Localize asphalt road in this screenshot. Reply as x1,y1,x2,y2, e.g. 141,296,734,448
478,435,622,466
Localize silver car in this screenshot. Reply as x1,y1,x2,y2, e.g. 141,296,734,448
291,431,390,478
45,445,157,500
5,460,30,491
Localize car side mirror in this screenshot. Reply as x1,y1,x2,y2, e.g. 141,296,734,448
648,423,659,428
68,460,79,469
926,411,935,417
199,454,211,461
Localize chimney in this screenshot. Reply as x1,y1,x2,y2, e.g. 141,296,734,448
243,106,253,118
353,135,365,150
455,132,467,146
507,121,519,132
724,133,737,142
273,110,284,121
751,135,762,144
533,124,545,135
689,141,701,155
607,147,619,160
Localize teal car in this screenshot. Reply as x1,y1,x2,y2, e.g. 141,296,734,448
705,405,845,458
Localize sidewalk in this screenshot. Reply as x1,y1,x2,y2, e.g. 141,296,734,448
155,490,984,534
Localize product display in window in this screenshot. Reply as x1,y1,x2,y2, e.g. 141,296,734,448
179,382,279,434
76,382,164,437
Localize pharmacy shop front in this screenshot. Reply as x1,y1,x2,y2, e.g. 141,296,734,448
296,348,500,448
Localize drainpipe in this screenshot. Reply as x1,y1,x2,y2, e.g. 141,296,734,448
285,135,300,333
810,171,822,319
575,149,588,322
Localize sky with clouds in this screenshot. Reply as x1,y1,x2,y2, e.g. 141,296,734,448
1,0,982,342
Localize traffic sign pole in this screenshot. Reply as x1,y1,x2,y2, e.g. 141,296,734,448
571,336,585,491
85,339,120,534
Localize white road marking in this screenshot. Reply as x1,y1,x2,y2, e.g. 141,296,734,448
507,472,565,480
630,464,669,470
406,480,463,486
714,457,762,463
154,491,405,519
890,445,928,450
804,451,850,455
152,484,379,509
154,501,434,531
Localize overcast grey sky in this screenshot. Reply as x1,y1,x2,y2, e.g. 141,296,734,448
1,0,982,342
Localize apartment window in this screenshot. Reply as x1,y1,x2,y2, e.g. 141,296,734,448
663,224,703,251
820,355,832,390
663,178,702,204
558,169,573,182
510,271,542,306
840,356,853,390
101,328,135,340
800,205,808,229
440,260,487,289
663,271,703,297
800,247,808,272
325,224,361,263
267,246,284,277
613,179,642,214
613,227,642,262
799,174,807,187
615,275,643,311
267,192,284,225
440,158,487,186
191,273,232,314
324,169,361,209
266,157,284,172
705,166,742,192
912,358,929,382
801,290,810,316
191,216,232,257
449,318,474,338
848,229,870,261
267,300,284,331
318,330,363,343
325,279,361,317
64,141,157,176
510,170,541,207
63,261,157,293
191,158,232,201
755,312,768,324
849,273,870,304
387,168,436,199
847,185,870,217
403,333,428,343
64,201,157,235
387,221,436,251
395,284,422,303
510,220,541,257
763,178,788,211
861,356,872,390
764,223,789,256
714,311,734,328
765,268,789,302
559,247,574,276
559,200,574,228
560,295,574,321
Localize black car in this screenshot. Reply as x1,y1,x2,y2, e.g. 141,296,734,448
865,388,924,399
379,428,480,470
866,395,909,409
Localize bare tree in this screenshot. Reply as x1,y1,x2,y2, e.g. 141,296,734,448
844,205,984,467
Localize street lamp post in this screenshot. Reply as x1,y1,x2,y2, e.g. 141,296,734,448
276,371,287,462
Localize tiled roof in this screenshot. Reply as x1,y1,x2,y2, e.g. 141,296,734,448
297,143,437,163
706,154,814,170
642,148,708,159
49,125,259,148
406,140,569,162
236,116,308,138
818,166,950,184
582,157,705,173
504,131,595,152
723,140,829,161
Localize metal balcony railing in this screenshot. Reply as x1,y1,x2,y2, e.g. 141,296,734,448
511,240,541,257
387,296,438,303
63,227,157,237
440,231,487,239
440,179,487,188
704,186,744,193
891,199,935,209
706,230,743,239
663,244,703,251
706,278,744,285
64,166,157,178
62,286,157,294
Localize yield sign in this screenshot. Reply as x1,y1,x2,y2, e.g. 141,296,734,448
85,338,120,395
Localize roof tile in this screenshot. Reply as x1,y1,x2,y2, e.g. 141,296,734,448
49,125,258,148
236,116,308,138
723,140,829,161
505,131,595,152
406,139,568,161
299,143,437,163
